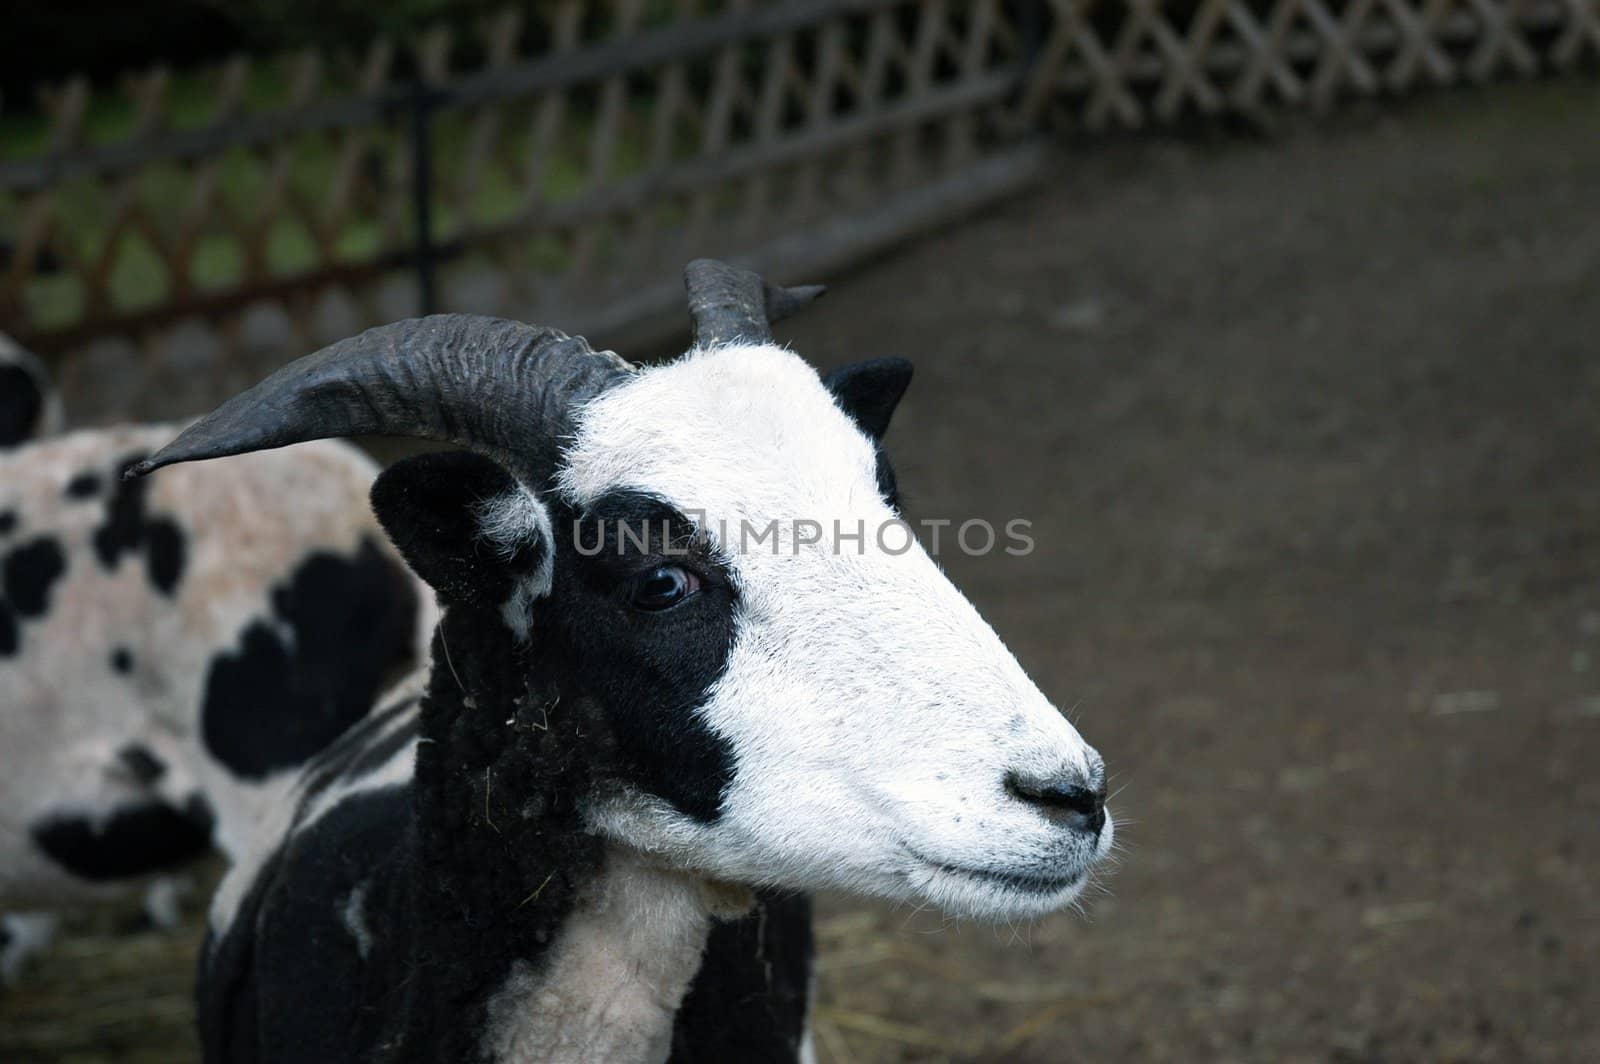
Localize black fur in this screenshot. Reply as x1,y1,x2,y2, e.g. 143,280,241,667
546,489,738,822
144,520,185,594
198,702,418,1060
64,470,102,499
397,605,604,1060
0,509,16,536
117,742,166,785
340,710,420,783
199,786,403,1063
374,452,739,822
873,450,902,512
204,786,417,1061
823,357,912,441
824,358,913,508
3,535,65,617
290,693,422,810
201,606,603,1063
669,891,815,1063
29,795,214,881
201,538,420,780
0,364,44,449
92,453,188,595
370,450,544,610
197,452,783,1061
0,534,66,658
197,695,417,1061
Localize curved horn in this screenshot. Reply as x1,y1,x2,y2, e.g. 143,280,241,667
126,314,630,486
685,259,825,348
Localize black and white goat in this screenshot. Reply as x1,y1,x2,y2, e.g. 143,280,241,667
0,418,430,983
133,259,1112,1062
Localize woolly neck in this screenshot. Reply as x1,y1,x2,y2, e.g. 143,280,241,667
479,847,722,1063
401,604,726,1062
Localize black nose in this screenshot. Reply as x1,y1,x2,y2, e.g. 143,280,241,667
1006,771,1107,835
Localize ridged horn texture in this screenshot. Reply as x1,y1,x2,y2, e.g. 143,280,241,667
685,258,826,348
125,314,631,486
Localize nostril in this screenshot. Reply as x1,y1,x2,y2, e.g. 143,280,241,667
1006,772,1107,833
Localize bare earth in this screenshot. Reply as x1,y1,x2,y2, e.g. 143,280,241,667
5,79,1600,1062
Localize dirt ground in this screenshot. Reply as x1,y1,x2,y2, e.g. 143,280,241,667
5,78,1600,1062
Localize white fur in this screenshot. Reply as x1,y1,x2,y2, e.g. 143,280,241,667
476,486,555,640
0,912,58,985
480,847,715,1064
142,875,191,929
341,881,374,959
560,344,1110,921
297,715,418,833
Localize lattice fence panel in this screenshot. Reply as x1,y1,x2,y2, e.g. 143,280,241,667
2,0,1596,404
418,0,1032,338
1019,0,1600,130
1,37,419,381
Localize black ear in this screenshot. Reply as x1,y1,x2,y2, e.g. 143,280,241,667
370,451,548,608
822,358,913,441
0,363,45,448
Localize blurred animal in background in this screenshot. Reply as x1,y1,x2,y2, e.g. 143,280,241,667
132,260,1112,1062
0,333,64,449
0,351,432,985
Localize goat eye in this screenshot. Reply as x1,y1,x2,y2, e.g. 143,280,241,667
629,566,700,611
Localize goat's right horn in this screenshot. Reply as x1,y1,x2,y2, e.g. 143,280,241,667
126,314,631,487
685,258,825,348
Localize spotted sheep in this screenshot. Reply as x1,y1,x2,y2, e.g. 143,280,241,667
0,374,431,983
131,260,1113,1062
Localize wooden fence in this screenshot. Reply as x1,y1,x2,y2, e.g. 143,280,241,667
1020,0,1600,128
1,0,1596,405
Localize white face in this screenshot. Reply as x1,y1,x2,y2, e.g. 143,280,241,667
557,344,1111,921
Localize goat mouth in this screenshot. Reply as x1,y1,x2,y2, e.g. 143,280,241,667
909,851,1085,897
940,864,1084,895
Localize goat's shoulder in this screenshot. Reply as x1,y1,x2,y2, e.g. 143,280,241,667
202,780,417,1063
202,688,425,1062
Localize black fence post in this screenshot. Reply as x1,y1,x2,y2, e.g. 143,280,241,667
1018,0,1048,71
406,72,438,317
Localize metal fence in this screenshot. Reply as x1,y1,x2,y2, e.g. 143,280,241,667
1,0,1596,401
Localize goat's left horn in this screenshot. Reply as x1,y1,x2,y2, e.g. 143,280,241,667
685,258,825,348
125,314,632,488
